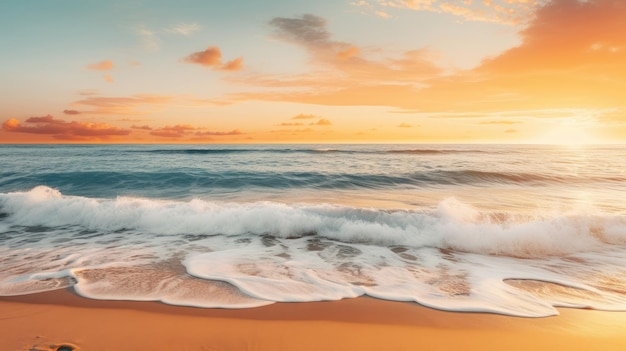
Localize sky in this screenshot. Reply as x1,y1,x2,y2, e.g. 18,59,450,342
1,0,625,144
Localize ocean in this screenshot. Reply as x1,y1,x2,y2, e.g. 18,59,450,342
1,144,626,317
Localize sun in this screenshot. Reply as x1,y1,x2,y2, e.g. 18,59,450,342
534,118,600,145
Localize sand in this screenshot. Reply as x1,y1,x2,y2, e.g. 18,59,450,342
1,289,626,351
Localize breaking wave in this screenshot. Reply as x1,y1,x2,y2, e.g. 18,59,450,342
1,187,626,317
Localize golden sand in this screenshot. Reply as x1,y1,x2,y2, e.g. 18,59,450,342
1,289,626,351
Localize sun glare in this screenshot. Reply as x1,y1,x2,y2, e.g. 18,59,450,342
535,119,600,145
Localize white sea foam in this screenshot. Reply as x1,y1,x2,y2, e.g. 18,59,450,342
2,187,625,256
1,186,626,316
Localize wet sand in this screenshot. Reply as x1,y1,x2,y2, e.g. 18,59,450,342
1,289,626,351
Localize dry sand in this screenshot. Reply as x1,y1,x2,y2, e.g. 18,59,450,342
1,288,626,351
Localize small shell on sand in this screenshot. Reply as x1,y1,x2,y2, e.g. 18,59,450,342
29,342,79,351
55,345,77,351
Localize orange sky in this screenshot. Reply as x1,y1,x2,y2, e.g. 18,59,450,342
1,0,625,144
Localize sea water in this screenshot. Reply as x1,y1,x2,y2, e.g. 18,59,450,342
1,144,626,316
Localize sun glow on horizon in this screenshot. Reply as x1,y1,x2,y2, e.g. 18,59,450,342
531,117,603,145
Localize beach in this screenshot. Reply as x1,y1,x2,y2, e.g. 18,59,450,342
2,289,626,351
2,145,626,350
3,0,626,348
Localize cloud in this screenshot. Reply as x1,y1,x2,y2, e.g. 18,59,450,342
505,129,518,133
336,47,360,61
2,115,131,140
85,61,116,83
1,111,246,143
69,94,241,118
185,47,222,66
235,1,626,117
166,23,201,36
131,125,152,130
479,120,522,124
136,26,160,51
221,14,442,108
270,14,333,47
311,118,332,126
481,0,626,73
292,114,318,120
351,0,546,24
270,14,441,73
276,115,331,128
269,13,366,67
268,14,374,66
350,0,373,9
389,108,610,121
134,24,200,52
195,129,243,136
413,0,626,113
398,123,412,128
221,57,244,71
149,124,243,138
228,83,421,109
402,0,438,10
25,115,63,124
86,60,114,71
118,118,151,122
71,95,175,115
228,14,441,100
375,11,392,19
63,109,81,115
2,118,20,130
184,46,244,71
597,108,626,125
150,124,195,138
270,128,314,134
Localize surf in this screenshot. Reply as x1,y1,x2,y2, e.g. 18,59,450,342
1,187,626,317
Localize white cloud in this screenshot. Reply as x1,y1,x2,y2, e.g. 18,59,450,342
136,26,160,51
166,23,201,36
133,23,201,51
351,0,547,25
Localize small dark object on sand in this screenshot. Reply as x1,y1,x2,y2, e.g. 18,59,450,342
55,345,74,351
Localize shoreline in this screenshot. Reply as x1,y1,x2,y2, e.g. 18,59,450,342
2,289,626,351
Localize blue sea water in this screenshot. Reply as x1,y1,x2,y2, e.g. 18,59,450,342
1,144,626,316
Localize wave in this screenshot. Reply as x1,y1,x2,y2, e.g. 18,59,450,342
1,186,626,317
141,148,269,155
388,149,485,155
137,148,350,155
136,147,486,156
1,169,621,199
2,186,625,257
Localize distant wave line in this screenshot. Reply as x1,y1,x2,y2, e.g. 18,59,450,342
135,148,488,155
1,170,623,198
